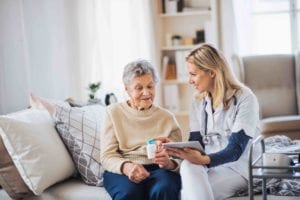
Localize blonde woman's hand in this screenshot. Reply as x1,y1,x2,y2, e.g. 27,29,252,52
122,162,150,183
166,147,210,165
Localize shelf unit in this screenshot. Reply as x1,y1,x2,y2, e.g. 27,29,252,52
154,0,219,137
161,44,197,51
159,10,211,18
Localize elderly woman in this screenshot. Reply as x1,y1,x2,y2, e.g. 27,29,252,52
100,59,182,200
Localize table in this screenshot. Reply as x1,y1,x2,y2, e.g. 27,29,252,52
248,136,300,200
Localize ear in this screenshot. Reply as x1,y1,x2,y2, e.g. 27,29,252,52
209,70,216,78
125,85,131,97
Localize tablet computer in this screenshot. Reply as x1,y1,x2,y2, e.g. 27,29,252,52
162,141,204,153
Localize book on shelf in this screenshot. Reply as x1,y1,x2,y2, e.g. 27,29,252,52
163,84,180,112
162,55,177,80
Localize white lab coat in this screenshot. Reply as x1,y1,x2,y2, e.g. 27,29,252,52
189,86,260,179
180,86,260,200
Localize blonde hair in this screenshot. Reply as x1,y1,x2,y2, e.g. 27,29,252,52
186,43,242,110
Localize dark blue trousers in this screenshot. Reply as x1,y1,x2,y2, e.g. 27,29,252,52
103,164,181,200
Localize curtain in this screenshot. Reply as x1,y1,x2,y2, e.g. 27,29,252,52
220,0,252,58
84,0,156,101
231,0,253,55
218,0,252,80
0,0,30,114
0,0,155,114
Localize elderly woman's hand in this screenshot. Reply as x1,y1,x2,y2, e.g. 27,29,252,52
154,137,172,144
153,145,177,170
166,147,211,165
122,162,150,183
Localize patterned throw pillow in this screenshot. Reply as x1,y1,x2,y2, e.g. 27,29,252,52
53,104,105,186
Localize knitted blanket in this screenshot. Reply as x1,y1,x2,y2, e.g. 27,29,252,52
235,135,300,196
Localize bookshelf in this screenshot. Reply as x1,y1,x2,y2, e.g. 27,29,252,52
154,0,219,137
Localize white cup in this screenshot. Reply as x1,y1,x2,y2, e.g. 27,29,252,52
262,153,291,173
146,139,156,159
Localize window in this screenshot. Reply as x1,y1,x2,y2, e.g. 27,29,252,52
251,0,299,54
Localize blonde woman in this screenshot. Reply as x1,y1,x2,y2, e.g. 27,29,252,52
164,44,260,200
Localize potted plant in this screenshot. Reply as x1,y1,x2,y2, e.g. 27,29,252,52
87,81,101,104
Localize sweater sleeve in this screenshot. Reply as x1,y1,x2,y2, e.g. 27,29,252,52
208,129,251,167
100,109,131,174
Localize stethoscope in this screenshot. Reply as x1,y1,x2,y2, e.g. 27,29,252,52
202,96,237,145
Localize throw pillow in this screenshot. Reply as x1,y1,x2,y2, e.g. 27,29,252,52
53,104,105,186
0,136,33,199
0,109,76,195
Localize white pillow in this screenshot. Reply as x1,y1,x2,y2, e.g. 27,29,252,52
0,109,76,195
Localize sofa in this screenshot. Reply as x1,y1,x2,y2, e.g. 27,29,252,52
0,97,299,200
1,51,300,200
0,108,298,200
232,53,300,140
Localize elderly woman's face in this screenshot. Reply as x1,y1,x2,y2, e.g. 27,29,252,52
187,62,214,93
126,73,155,110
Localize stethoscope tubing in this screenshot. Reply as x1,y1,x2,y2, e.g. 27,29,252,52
202,96,237,145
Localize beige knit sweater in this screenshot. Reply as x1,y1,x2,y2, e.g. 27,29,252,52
100,101,182,174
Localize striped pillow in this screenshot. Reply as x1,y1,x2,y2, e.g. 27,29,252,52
54,104,105,186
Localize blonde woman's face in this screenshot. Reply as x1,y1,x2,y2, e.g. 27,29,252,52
187,62,214,93
126,73,155,110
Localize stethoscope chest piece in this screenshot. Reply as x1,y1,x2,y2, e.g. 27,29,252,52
202,132,221,146
203,136,210,145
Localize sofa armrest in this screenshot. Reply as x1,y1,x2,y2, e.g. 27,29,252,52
260,115,300,140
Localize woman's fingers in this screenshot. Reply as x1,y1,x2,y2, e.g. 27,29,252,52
128,164,149,183
166,148,186,159
154,137,170,143
152,148,170,167
153,157,169,168
166,147,181,155
154,137,171,143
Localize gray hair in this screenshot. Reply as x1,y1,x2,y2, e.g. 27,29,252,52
122,59,159,85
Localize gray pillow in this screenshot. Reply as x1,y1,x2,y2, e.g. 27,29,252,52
53,104,105,186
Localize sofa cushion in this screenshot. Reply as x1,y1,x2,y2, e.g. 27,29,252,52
21,178,111,200
0,136,33,199
0,109,76,195
53,104,105,186
261,115,300,140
